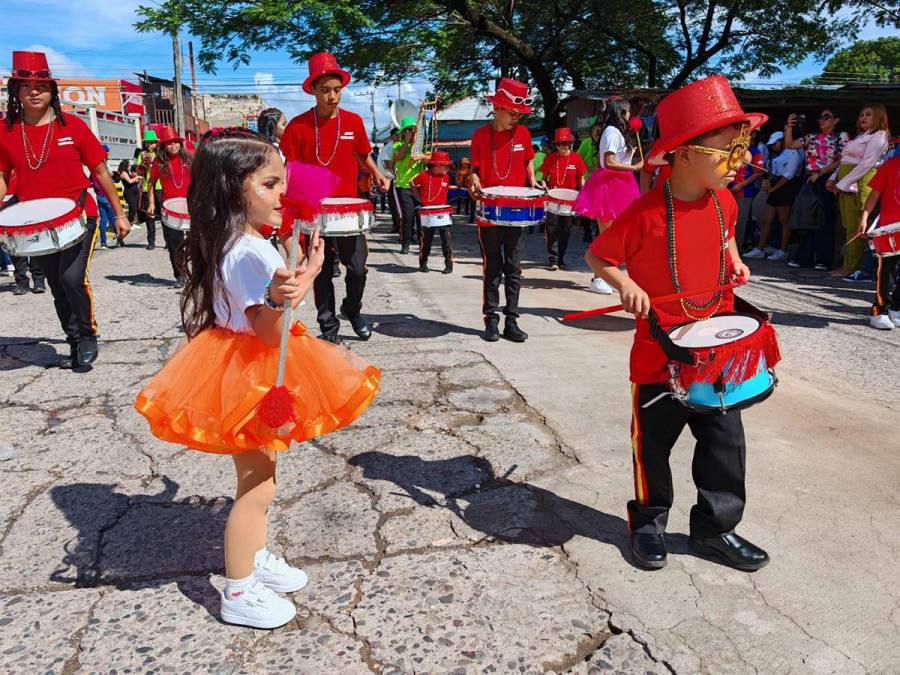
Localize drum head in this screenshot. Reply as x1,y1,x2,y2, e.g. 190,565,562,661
163,197,188,215
0,197,78,226
872,221,900,235
323,197,368,206
668,315,761,348
548,188,578,201
420,205,449,212
481,186,544,198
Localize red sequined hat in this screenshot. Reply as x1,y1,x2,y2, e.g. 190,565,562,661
426,150,453,166
10,51,54,81
648,76,767,166
486,78,533,115
302,52,352,95
553,127,575,144
157,126,184,145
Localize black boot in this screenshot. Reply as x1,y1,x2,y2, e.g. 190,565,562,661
442,260,453,274
32,279,46,294
503,317,528,342
77,336,99,367
482,315,500,342
690,532,769,572
320,331,344,346
13,282,29,296
630,533,667,569
400,244,410,255
419,260,429,273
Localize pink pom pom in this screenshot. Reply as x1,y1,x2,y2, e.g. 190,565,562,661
258,385,296,429
629,117,644,131
282,161,340,218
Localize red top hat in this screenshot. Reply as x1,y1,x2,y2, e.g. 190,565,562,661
648,76,767,166
302,52,352,95
486,78,533,115
553,128,575,145
426,150,453,166
157,126,184,145
10,51,54,81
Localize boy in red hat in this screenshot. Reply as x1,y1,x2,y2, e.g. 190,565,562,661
0,51,130,369
468,77,538,343
585,76,773,572
411,151,454,274
147,126,192,286
281,52,390,345
539,127,587,270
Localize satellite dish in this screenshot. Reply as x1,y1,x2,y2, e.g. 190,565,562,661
390,98,418,129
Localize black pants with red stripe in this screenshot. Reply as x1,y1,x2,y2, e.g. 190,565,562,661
545,213,573,266
478,225,525,318
629,383,747,539
397,187,420,246
313,234,368,336
36,217,99,342
419,226,452,265
872,255,900,315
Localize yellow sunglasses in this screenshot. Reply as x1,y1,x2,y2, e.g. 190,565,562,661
686,125,759,172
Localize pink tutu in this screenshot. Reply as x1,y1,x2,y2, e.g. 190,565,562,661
574,168,640,223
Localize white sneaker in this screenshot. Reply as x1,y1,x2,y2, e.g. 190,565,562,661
764,246,777,257
768,249,787,262
869,314,894,331
220,578,297,629
254,549,309,593
889,310,900,328
5,264,13,273
744,247,765,259
589,277,614,295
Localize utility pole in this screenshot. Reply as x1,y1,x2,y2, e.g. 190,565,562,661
171,31,185,137
188,41,202,122
369,90,377,143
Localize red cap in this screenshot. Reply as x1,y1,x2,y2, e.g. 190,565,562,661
486,77,533,115
553,127,575,144
302,52,351,95
10,51,54,81
427,150,453,166
157,126,184,145
648,76,767,166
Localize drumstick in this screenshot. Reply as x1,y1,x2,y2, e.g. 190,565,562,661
562,281,744,321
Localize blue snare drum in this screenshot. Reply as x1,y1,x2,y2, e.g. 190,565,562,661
476,186,545,228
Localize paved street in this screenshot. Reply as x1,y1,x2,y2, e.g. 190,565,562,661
1,211,898,674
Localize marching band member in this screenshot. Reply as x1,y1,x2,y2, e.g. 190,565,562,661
859,153,900,330
390,115,424,254
585,77,772,572
539,128,587,270
411,150,454,274
0,51,129,368
137,130,162,251
147,126,192,286
281,52,390,345
468,77,537,343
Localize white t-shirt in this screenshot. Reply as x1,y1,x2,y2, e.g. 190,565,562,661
598,126,634,169
771,148,803,180
213,233,285,333
376,141,395,180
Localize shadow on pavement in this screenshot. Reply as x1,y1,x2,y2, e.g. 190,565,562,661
367,312,482,338
0,337,64,370
106,273,173,287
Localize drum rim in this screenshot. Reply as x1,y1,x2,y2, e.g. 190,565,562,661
680,370,777,414
666,313,762,348
869,222,900,235
0,197,82,234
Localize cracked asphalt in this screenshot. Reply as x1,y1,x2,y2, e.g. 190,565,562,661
1,211,898,674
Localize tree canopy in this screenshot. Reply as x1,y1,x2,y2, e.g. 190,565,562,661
810,37,900,84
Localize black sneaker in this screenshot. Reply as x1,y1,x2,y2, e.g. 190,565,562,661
13,283,29,296
442,261,453,274
400,244,410,255
503,317,528,343
320,332,344,346
419,261,429,273
31,280,46,294
146,243,156,251
482,316,500,342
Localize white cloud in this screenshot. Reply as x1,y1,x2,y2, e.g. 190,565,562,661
25,44,93,79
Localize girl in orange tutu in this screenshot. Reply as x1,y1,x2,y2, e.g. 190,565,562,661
134,128,380,629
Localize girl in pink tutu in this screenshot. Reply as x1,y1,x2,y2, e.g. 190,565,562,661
575,98,643,294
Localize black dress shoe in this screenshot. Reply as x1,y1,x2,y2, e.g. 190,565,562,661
631,533,667,569
400,244,410,255
13,283,29,296
482,316,500,342
32,281,46,294
320,332,344,346
146,244,156,251
77,336,99,366
690,532,769,572
59,340,79,369
442,261,453,274
419,261,429,273
341,303,371,340
503,317,528,342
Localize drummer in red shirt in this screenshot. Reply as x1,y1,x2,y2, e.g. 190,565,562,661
468,77,538,343
539,128,587,270
146,126,191,286
410,150,454,274
0,51,129,369
280,52,389,345
859,155,900,330
586,77,773,572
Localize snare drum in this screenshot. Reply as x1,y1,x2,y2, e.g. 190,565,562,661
162,198,191,231
546,188,579,216
419,205,453,228
0,197,86,257
475,186,545,228
867,222,900,257
665,314,779,413
298,197,372,237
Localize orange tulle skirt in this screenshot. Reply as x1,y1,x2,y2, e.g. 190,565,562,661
134,323,380,454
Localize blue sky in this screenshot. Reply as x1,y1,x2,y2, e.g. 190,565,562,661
0,0,892,131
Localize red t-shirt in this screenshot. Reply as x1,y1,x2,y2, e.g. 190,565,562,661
868,157,900,225
540,151,588,190
281,107,372,198
642,162,673,188
470,124,535,189
0,112,106,217
589,186,738,384
149,155,190,200
410,169,450,206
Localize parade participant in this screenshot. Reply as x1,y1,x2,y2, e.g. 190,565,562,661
0,51,129,368
585,76,773,572
410,150,453,274
576,97,643,295
578,116,603,242
138,129,162,250
134,128,380,629
455,157,475,219
468,77,537,343
147,126,192,286
377,128,402,233
539,127,587,270
391,115,424,254
257,107,287,159
281,52,390,345
859,153,900,330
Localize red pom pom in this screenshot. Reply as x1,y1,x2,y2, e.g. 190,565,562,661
258,385,296,428
629,117,644,131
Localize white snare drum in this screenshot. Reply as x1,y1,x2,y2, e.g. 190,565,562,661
162,197,190,231
867,221,900,257
476,186,546,228
419,205,453,228
546,188,579,216
298,197,372,237
0,197,86,257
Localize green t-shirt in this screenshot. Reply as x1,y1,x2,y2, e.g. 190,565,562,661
534,151,547,182
393,141,423,188
577,137,598,178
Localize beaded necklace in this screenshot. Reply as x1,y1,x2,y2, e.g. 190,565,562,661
424,172,444,202
490,125,514,181
313,108,341,167
21,112,56,171
663,180,727,320
168,156,185,190
554,152,572,187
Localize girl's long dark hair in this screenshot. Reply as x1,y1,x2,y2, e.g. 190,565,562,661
257,108,284,144
6,79,66,130
157,140,192,178
597,97,634,151
180,128,276,338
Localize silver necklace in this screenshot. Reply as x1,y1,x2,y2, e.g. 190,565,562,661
314,108,341,167
21,112,56,171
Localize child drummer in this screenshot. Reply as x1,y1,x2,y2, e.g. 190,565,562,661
411,150,454,274
859,152,900,330
539,127,587,270
468,77,538,343
585,76,773,572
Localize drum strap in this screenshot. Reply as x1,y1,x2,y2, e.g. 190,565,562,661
0,195,18,211
77,189,87,208
647,310,694,365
